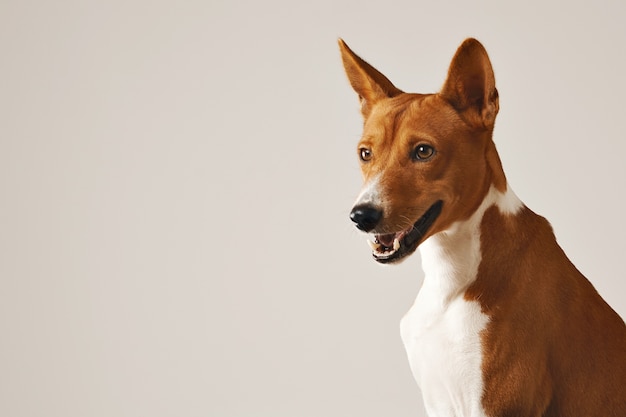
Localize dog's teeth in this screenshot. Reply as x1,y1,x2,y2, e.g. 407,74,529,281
393,238,400,251
368,239,381,251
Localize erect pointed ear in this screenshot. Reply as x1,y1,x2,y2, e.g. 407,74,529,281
338,39,403,117
440,38,499,129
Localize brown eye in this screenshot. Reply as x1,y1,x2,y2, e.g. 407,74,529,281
412,144,435,161
359,148,372,162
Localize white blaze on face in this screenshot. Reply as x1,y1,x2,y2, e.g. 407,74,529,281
354,174,383,208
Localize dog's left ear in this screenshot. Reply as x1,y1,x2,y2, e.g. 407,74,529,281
440,38,499,130
338,39,403,118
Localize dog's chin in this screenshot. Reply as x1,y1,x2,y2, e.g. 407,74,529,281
369,201,443,264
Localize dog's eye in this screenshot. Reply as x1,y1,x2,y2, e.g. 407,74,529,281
412,144,435,161
359,148,372,162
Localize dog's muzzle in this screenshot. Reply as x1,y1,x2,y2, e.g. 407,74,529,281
349,201,443,263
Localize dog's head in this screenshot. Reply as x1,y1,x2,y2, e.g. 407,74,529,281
340,38,507,263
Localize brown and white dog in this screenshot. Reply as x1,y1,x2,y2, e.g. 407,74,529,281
339,38,626,416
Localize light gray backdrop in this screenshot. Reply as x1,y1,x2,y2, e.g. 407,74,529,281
1,1,625,416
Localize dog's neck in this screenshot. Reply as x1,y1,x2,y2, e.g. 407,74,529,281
418,185,523,305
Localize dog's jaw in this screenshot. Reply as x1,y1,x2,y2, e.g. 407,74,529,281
368,200,443,264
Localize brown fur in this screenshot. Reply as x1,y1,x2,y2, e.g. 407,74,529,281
468,205,626,416
340,38,626,416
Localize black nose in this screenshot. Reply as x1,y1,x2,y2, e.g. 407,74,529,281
350,204,382,232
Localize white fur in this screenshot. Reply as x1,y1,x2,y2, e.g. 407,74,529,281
354,174,382,207
495,186,523,215
400,186,522,417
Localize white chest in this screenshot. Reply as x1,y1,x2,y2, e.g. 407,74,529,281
400,288,488,417
397,187,522,417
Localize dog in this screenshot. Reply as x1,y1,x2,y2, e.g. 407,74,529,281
339,38,626,417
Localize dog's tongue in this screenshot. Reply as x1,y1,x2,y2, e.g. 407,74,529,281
377,233,396,248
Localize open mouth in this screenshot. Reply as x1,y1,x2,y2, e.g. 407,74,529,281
368,201,443,264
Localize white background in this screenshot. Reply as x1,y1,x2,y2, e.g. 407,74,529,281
1,1,625,416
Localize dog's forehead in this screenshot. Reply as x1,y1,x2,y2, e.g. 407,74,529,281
362,94,443,143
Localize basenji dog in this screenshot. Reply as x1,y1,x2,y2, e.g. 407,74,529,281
339,38,626,416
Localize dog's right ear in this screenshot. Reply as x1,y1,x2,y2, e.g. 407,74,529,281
338,39,403,118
